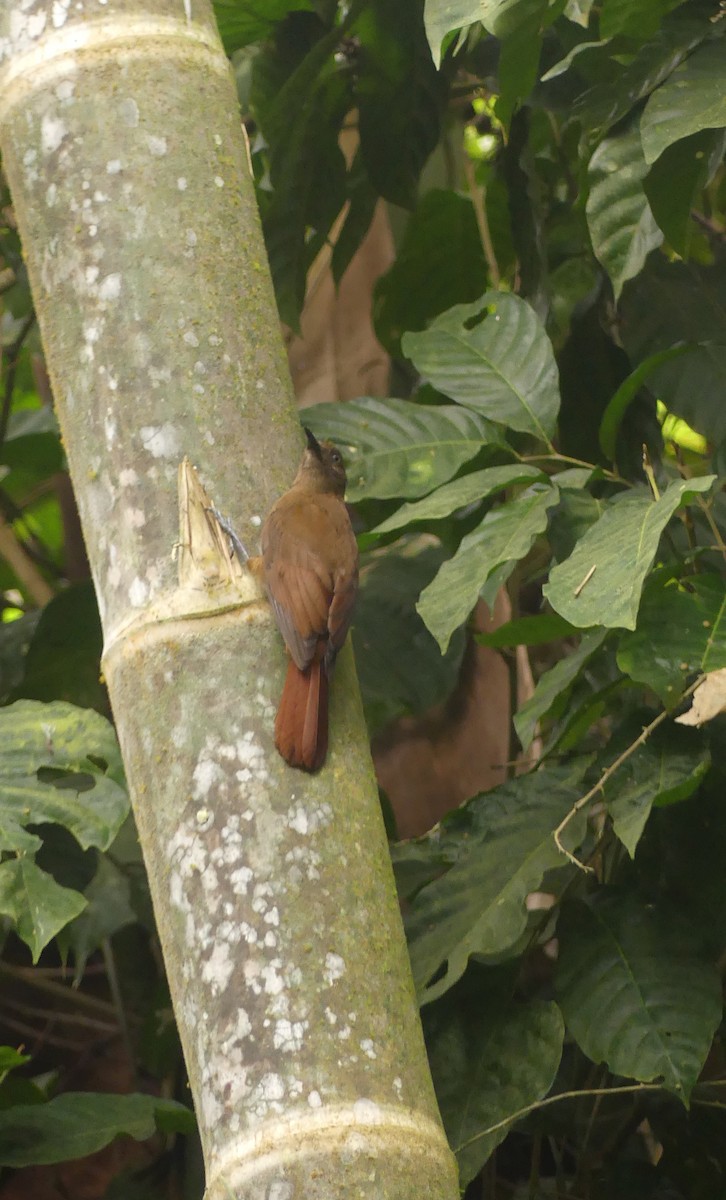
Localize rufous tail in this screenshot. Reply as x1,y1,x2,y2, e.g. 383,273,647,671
274,657,329,771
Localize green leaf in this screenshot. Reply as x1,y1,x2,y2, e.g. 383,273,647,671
58,856,136,981
253,27,351,327
620,255,726,444
617,573,726,704
543,477,716,631
586,125,663,300
645,128,726,258
403,293,560,442
641,39,726,165
494,0,550,130
355,0,442,209
371,464,545,536
0,1092,194,1167
17,583,104,712
353,538,466,733
405,762,589,1002
212,0,315,55
424,0,489,68
556,891,722,1101
514,629,607,751
0,857,86,962
417,485,560,653
598,344,696,461
599,0,685,42
476,611,578,648
429,989,564,1185
373,190,486,353
604,726,710,857
0,701,128,855
303,397,500,502
574,16,709,136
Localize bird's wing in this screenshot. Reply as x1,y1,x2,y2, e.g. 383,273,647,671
262,499,338,671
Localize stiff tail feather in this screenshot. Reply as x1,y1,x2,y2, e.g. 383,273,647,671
275,657,329,771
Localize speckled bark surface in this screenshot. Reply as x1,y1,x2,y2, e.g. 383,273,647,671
0,3,459,1196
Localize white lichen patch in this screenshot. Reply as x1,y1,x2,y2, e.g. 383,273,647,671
98,273,121,301
273,1018,308,1052
360,1038,377,1060
128,576,149,606
230,865,253,896
106,159,122,174
323,952,345,986
286,800,333,837
308,1090,323,1108
146,134,168,157
139,423,181,460
201,939,234,993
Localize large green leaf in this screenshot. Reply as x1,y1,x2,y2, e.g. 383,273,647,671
641,38,726,165
253,24,351,327
371,464,545,536
645,128,726,258
0,1092,194,1167
0,857,86,963
586,125,663,300
601,724,710,857
423,0,494,68
373,189,486,352
599,0,685,41
543,477,716,630
402,293,560,442
303,397,500,502
353,538,466,733
405,762,589,1003
514,629,607,751
494,0,551,130
573,16,709,136
429,987,564,1185
417,484,560,653
212,0,315,55
355,0,442,209
617,574,726,704
620,255,726,444
556,891,722,1101
0,701,128,855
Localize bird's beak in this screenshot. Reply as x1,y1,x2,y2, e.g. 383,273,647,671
304,427,323,459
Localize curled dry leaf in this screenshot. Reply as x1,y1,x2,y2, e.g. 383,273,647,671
675,669,726,727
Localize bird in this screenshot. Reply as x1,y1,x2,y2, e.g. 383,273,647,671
261,428,359,771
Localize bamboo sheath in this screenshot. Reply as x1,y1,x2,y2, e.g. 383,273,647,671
0,3,458,1196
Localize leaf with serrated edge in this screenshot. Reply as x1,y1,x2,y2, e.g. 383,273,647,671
544,477,716,630
556,892,722,1100
402,293,560,442
406,763,589,1004
304,397,499,502
371,464,545,536
418,485,559,653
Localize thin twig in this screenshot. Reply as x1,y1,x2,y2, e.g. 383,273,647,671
462,152,500,288
454,1082,663,1154
695,494,726,565
553,674,705,871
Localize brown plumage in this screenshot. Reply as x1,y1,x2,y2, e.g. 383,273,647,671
261,429,359,771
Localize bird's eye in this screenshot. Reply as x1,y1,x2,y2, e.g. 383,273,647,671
331,451,342,465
